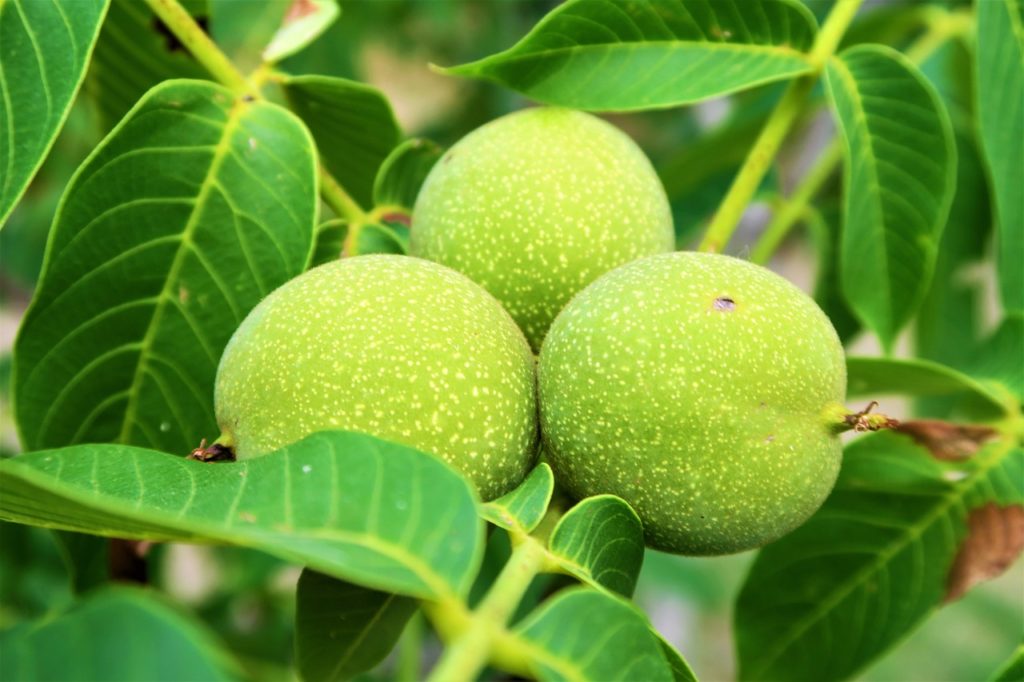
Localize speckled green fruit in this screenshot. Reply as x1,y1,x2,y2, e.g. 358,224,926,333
215,255,538,500
410,107,674,351
538,252,847,555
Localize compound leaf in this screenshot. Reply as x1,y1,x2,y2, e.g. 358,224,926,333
442,0,817,111
513,588,674,681
548,495,645,598
975,0,1024,314
0,0,109,226
826,45,956,349
13,79,317,455
0,431,484,601
736,432,1024,682
0,586,240,681
295,569,417,682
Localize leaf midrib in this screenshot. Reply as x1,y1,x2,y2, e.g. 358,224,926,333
747,438,1015,677
115,99,246,446
466,39,813,71
830,54,894,339
0,456,457,603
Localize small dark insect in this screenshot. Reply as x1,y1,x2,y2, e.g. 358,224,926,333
188,439,236,462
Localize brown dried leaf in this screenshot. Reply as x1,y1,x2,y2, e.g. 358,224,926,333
896,420,997,461
946,503,1024,602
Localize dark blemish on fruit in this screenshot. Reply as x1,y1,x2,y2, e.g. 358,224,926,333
444,152,455,164
713,296,736,311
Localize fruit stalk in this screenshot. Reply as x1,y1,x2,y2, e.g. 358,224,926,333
697,0,865,254
425,538,548,682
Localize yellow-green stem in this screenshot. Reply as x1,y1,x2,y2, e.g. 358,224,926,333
750,140,843,264
320,168,366,223
144,0,253,96
144,0,367,224
426,539,548,682
697,0,865,254
747,7,968,264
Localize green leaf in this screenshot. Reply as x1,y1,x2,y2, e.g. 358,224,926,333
513,587,674,681
281,75,401,208
970,314,1024,401
263,0,340,63
85,0,211,132
736,432,1024,682
846,356,1008,417
655,633,698,682
351,222,407,256
481,462,554,535
295,569,417,682
441,0,817,111
0,0,109,227
0,430,484,601
976,0,1024,314
13,79,317,455
914,129,991,416
548,495,645,598
0,522,73,624
826,45,956,349
311,218,348,266
804,201,861,343
990,644,1024,682
373,138,443,213
0,586,241,681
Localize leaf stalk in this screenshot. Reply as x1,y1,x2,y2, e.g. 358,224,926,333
697,0,865,254
143,0,367,224
425,538,548,682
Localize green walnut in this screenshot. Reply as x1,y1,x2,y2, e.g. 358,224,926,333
410,106,674,351
538,252,848,555
214,255,538,500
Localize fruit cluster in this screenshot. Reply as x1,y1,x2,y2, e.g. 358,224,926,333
214,107,847,555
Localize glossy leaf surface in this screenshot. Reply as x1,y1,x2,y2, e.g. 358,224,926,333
826,45,956,349
295,569,417,682
548,495,645,598
0,0,109,225
514,588,674,681
373,138,443,213
975,0,1024,313
263,0,340,63
443,0,817,111
0,431,484,601
0,587,240,681
85,0,210,132
846,356,1007,417
736,432,1024,681
13,79,317,455
481,462,554,535
281,75,400,208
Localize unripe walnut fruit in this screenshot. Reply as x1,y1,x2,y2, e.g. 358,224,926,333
410,107,674,350
214,255,539,500
538,252,847,555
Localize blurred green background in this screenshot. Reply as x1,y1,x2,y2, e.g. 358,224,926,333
0,1,1019,681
